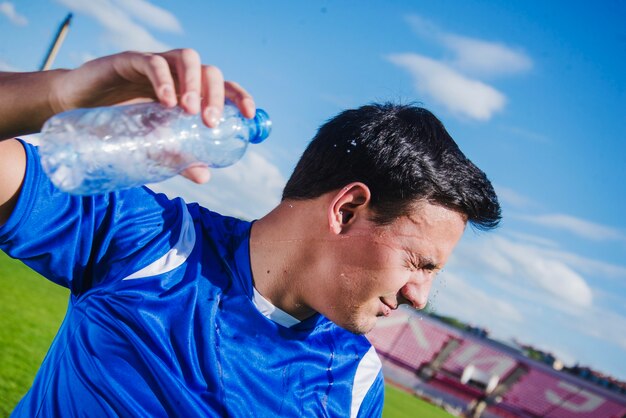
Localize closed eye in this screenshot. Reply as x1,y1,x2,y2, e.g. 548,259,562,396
418,256,441,274
421,263,437,272
406,253,440,273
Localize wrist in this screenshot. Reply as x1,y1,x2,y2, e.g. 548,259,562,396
0,69,71,138
47,68,71,115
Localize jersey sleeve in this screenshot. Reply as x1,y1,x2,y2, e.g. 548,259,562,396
0,140,185,295
356,370,384,418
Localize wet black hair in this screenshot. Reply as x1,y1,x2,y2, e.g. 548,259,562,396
282,103,501,229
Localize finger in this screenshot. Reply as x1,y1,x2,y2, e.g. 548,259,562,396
200,65,225,128
225,81,256,119
126,52,177,107
181,165,211,184
161,49,202,114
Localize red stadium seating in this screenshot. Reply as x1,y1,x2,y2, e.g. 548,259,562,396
367,308,626,417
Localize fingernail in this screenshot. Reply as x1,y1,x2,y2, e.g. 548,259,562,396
204,106,220,127
183,92,200,113
160,85,175,105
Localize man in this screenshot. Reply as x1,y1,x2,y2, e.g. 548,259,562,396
0,49,500,417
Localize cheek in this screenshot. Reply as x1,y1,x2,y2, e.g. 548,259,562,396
361,244,402,275
331,239,407,295
343,267,409,300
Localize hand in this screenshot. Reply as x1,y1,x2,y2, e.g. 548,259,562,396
50,49,255,184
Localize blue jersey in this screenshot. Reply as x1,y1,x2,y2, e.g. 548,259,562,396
0,141,384,417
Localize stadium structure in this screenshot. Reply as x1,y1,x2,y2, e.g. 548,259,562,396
367,307,626,418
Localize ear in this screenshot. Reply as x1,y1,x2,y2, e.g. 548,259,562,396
327,182,372,234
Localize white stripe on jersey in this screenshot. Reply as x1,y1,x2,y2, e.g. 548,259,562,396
252,287,301,328
123,201,196,280
350,346,382,418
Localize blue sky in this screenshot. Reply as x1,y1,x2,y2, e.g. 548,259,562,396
1,0,625,380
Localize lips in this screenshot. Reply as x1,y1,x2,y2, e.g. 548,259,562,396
379,297,398,316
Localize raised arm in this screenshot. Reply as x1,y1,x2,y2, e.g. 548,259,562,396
0,48,255,225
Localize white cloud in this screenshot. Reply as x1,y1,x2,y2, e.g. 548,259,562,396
500,238,594,308
451,235,593,308
405,14,442,40
387,53,506,121
442,34,533,77
0,2,27,26
395,14,533,122
429,272,524,340
516,213,626,242
110,0,181,33
55,0,177,51
405,14,533,78
503,231,560,249
148,149,286,220
542,247,626,280
494,184,535,209
575,308,626,350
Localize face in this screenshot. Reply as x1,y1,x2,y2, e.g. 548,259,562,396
310,202,466,335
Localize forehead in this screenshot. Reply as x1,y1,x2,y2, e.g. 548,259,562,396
380,203,467,255
408,202,466,229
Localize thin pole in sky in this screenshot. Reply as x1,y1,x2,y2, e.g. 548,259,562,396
40,13,73,71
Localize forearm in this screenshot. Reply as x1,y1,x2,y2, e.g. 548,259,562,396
0,69,69,140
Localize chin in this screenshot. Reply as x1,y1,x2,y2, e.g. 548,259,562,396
338,315,377,335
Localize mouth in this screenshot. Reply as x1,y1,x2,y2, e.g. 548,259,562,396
379,297,398,317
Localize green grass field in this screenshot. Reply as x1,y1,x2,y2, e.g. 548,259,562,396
0,251,69,415
383,385,452,417
0,251,450,417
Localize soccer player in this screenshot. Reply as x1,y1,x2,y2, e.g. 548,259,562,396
0,49,500,417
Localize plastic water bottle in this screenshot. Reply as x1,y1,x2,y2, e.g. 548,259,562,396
39,101,272,195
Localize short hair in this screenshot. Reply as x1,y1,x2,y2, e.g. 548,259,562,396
282,103,501,230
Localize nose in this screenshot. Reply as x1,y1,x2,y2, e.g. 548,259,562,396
397,277,433,310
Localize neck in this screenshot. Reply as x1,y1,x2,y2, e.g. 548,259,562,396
249,199,325,320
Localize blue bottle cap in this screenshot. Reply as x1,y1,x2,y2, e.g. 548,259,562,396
250,109,272,144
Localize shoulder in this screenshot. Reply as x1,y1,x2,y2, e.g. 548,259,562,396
190,203,252,253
